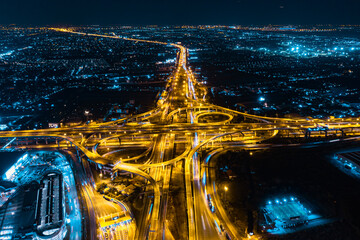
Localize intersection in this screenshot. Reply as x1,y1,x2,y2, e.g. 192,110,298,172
1,28,360,240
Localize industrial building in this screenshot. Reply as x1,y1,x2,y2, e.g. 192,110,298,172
0,171,67,240
261,197,311,232
336,151,360,171
36,171,67,239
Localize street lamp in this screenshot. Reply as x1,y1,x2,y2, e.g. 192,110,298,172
84,110,90,123
224,186,228,201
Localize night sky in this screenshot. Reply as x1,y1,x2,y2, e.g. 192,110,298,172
0,0,359,25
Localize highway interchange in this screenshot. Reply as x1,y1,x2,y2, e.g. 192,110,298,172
2,28,360,240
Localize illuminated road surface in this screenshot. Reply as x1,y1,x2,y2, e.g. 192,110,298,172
1,27,360,240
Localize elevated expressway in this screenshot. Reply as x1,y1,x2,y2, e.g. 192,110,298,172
1,28,360,240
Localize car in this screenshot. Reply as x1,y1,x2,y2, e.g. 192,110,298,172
207,194,216,213
220,224,224,232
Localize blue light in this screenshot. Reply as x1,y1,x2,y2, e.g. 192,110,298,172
259,97,265,102
290,197,294,201
4,154,28,180
214,220,222,233
283,198,287,202
275,199,279,204
268,201,272,204
149,203,153,215
351,47,355,50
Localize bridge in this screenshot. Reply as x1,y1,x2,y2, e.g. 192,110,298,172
1,28,360,240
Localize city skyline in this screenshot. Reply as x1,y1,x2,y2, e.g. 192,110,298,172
1,23,360,240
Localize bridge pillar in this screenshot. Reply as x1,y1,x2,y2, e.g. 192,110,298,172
75,146,80,157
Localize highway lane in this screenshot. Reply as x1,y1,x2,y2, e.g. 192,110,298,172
59,151,83,240
186,129,280,239
193,156,221,239
3,119,360,140
203,149,243,239
3,27,360,240
66,150,97,240
41,29,360,240
159,133,175,239
136,134,163,240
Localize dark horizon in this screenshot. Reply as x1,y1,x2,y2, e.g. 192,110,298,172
0,0,359,26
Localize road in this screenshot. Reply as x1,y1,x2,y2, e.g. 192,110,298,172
1,27,360,240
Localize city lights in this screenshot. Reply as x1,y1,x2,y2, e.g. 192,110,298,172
1,24,360,240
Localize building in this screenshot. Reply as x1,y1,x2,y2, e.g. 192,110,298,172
35,171,67,240
336,151,360,171
261,197,310,232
